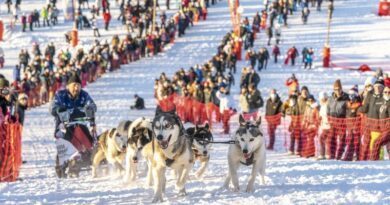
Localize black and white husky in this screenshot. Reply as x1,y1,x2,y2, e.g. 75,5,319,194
142,112,193,203
186,123,213,179
120,117,153,183
224,115,266,193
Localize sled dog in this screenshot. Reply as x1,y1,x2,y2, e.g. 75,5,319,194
142,112,193,203
186,123,213,179
92,128,128,177
122,117,153,182
224,115,266,192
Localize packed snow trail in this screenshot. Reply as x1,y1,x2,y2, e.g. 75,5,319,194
1,0,390,204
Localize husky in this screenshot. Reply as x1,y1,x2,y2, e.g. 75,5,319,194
91,128,128,178
121,117,153,183
186,123,213,179
224,115,266,193
142,112,193,203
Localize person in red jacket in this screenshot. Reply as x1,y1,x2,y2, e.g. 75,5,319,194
284,46,299,66
103,10,111,31
272,45,280,63
384,73,390,87
21,14,27,32
28,12,34,31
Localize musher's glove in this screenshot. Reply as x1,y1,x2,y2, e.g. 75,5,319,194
84,104,95,119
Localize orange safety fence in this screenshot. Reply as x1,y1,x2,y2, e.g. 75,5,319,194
158,96,390,161
158,93,221,127
0,122,23,182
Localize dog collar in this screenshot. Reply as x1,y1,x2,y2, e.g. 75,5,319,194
240,154,254,166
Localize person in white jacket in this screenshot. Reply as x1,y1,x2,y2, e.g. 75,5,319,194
318,91,330,160
216,86,236,134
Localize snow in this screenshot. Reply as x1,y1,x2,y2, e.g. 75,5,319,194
1,0,390,204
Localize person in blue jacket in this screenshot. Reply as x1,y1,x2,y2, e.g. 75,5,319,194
50,73,97,140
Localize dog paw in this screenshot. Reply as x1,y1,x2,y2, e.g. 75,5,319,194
246,186,255,193
178,189,187,196
233,187,240,192
151,196,163,203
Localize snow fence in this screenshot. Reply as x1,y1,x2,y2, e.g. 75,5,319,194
0,122,22,182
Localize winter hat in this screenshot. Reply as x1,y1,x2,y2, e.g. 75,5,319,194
307,94,315,102
67,73,82,85
333,79,342,90
374,79,384,87
319,91,328,100
364,76,376,86
0,77,9,89
301,86,309,93
348,85,359,96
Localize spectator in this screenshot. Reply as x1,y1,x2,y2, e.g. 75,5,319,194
131,94,145,110
301,95,319,158
0,47,4,68
257,47,270,71
327,79,349,160
216,86,235,134
239,87,250,115
246,83,263,121
272,45,280,63
103,10,111,31
265,89,283,150
318,91,330,160
343,85,362,161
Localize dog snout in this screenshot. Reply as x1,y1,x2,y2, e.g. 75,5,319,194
122,145,127,149
156,134,163,140
132,156,138,161
243,149,248,154
203,151,208,155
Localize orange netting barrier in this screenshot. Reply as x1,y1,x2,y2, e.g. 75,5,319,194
0,122,23,182
158,93,221,127
360,116,390,161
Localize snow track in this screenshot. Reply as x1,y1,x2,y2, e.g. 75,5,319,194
1,0,389,204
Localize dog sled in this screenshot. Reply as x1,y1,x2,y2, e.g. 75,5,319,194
54,107,97,178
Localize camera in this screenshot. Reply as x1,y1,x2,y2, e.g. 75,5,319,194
0,88,10,96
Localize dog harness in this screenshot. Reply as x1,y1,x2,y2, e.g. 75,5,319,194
165,134,193,167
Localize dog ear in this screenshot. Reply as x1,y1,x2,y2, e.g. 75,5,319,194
239,115,246,126
255,116,262,126
109,128,116,138
205,123,210,130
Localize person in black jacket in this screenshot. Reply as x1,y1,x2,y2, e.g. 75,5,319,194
326,79,349,159
257,47,270,71
131,94,145,110
359,80,386,160
247,83,263,121
265,89,283,150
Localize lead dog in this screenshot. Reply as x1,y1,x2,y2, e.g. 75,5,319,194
224,115,266,192
121,117,153,183
92,128,128,178
142,112,193,203
186,123,213,179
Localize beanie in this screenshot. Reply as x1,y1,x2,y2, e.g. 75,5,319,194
0,77,9,89
333,79,342,90
67,73,82,85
